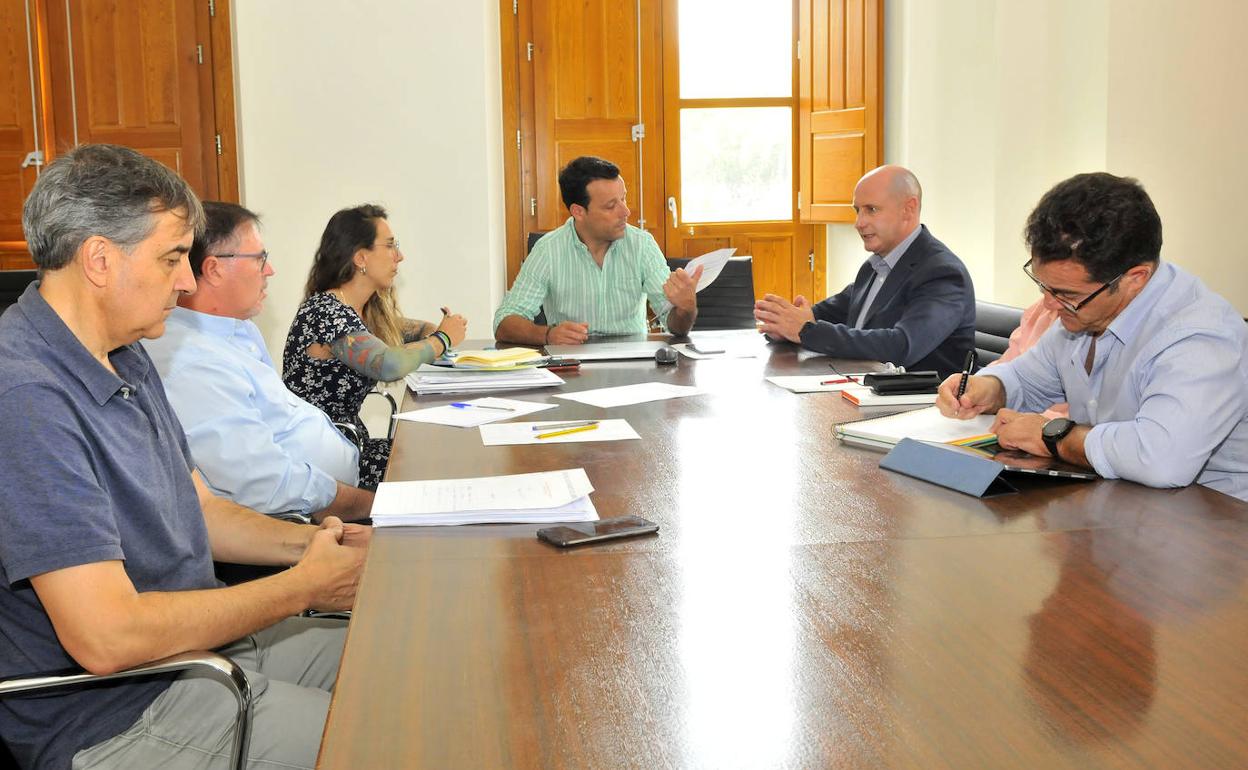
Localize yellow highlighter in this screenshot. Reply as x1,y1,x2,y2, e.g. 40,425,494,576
536,423,600,440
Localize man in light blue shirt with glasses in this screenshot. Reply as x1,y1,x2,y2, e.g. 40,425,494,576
937,172,1248,501
143,202,374,521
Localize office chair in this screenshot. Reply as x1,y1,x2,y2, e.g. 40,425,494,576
0,270,38,314
667,256,757,330
974,300,1025,365
0,651,253,770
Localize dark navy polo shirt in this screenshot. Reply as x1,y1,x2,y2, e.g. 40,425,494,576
0,283,217,769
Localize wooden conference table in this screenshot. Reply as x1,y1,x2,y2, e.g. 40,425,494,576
319,333,1248,769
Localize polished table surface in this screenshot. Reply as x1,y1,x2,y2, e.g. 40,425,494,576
319,333,1248,769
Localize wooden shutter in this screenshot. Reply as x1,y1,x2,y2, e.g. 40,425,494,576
798,0,883,223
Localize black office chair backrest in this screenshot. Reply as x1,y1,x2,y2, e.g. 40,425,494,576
526,231,549,255
975,300,1024,365
0,270,38,314
668,256,756,331
522,231,552,326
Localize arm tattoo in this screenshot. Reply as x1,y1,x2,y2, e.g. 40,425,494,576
330,331,439,382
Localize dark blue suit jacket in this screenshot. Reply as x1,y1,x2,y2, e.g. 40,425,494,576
798,225,975,378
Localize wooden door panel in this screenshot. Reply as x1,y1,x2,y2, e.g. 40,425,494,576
61,0,206,192
799,0,882,224
748,236,793,301
0,0,40,250
530,0,663,247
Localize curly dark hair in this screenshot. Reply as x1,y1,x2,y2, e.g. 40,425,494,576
1023,172,1162,283
558,156,621,211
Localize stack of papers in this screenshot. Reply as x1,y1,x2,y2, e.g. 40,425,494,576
393,397,557,427
445,347,545,370
371,468,599,526
406,364,564,395
835,406,996,451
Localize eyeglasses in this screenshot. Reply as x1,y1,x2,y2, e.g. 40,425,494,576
1022,260,1123,314
214,250,269,271
373,240,400,252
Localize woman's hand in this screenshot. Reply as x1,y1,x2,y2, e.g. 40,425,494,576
436,309,468,347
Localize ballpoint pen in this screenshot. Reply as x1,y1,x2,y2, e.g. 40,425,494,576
450,402,516,411
956,350,977,399
536,423,600,440
532,420,598,431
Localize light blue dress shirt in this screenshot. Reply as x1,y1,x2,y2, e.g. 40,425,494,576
988,262,1248,501
853,225,922,328
142,307,360,515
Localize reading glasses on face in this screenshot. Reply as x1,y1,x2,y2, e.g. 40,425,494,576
214,250,269,270
1022,260,1123,314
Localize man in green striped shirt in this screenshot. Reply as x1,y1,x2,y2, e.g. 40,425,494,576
494,156,702,345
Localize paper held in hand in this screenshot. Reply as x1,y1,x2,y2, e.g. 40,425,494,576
371,468,599,526
655,246,736,313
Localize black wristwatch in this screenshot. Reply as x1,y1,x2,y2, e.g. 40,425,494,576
1041,418,1075,458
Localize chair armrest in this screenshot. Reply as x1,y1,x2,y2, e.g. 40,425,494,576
334,421,363,450
0,651,253,770
363,388,399,440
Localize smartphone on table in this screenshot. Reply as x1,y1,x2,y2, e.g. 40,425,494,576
536,516,659,547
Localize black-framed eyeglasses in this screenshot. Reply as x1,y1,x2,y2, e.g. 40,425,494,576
1022,260,1123,314
214,250,269,271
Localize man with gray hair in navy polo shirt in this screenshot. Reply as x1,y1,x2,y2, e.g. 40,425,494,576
0,144,368,769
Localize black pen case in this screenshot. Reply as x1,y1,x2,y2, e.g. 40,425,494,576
863,371,941,395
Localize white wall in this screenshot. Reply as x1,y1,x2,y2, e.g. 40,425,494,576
841,0,1248,315
232,0,506,361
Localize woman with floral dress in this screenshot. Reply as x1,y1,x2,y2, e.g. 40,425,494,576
283,204,467,485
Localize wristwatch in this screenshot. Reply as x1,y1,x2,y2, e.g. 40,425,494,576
1041,418,1075,458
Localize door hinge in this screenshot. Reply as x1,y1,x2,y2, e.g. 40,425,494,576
516,129,521,150
631,123,645,142
796,39,801,61
797,191,802,210
513,0,518,14
808,250,815,272
529,197,536,216
196,44,203,64
214,134,222,156
208,0,215,17
20,150,45,168
527,42,533,61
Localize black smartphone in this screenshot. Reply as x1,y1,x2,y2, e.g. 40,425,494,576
537,516,659,547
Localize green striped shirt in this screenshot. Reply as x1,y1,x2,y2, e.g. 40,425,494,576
493,217,672,335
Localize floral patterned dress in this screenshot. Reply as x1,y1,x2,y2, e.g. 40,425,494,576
282,292,390,486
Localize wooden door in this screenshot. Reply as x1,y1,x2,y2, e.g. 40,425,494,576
45,0,212,194
522,0,665,255
0,0,46,268
798,0,883,223
659,0,823,303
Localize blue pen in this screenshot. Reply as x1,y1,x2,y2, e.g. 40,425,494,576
450,402,515,412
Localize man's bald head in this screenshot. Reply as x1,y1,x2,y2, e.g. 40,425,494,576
852,165,923,255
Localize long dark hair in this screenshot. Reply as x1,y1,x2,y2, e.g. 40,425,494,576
305,203,405,345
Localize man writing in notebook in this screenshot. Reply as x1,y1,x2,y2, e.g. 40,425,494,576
493,155,702,344
936,172,1248,500
752,165,976,378
143,201,374,522
0,144,367,769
